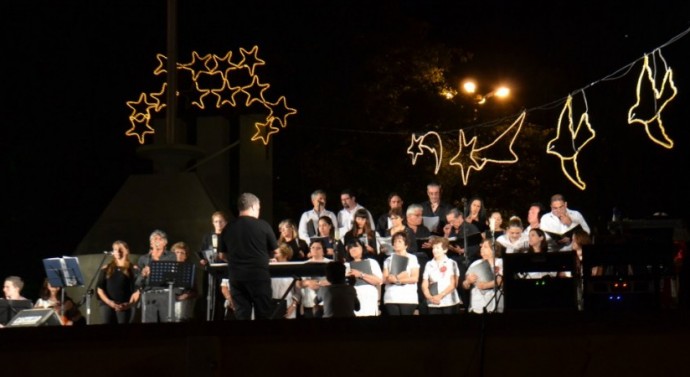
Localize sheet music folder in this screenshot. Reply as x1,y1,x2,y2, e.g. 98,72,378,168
350,260,373,286
389,254,409,276
542,224,583,242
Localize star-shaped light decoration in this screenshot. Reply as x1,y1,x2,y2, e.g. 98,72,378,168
263,96,297,128
407,131,443,174
127,46,295,145
238,75,270,107
448,130,481,185
125,115,155,144
179,51,214,80
627,51,677,149
472,111,526,169
126,92,157,121
238,46,266,76
546,95,596,190
251,117,280,145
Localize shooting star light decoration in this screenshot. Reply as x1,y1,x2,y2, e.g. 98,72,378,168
407,131,444,174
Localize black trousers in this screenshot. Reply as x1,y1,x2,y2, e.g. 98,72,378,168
230,279,273,320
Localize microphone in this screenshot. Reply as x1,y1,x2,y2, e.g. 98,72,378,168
489,217,496,237
104,251,114,255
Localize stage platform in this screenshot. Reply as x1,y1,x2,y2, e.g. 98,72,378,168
1,310,688,376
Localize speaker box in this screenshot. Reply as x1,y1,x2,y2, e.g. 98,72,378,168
6,309,63,327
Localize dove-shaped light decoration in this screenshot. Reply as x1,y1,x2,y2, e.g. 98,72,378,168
407,131,443,174
546,95,596,191
627,51,677,149
125,46,296,145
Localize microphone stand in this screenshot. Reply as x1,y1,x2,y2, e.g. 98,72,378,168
81,251,110,325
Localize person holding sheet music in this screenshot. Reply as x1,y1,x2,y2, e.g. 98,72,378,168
337,189,375,239
382,231,420,315
462,239,504,313
376,192,404,237
137,229,177,323
298,239,332,318
421,237,461,314
343,208,378,258
313,216,339,259
278,219,309,261
421,182,453,235
346,239,383,316
381,208,415,257
443,208,482,264
270,244,301,319
97,240,138,324
540,194,591,251
171,242,199,322
298,189,339,244
496,216,529,254
200,211,229,264
35,278,84,326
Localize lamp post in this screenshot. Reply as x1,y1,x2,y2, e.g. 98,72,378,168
461,79,510,104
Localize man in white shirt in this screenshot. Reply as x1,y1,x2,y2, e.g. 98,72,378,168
540,194,590,251
337,189,374,238
297,189,338,244
523,202,546,236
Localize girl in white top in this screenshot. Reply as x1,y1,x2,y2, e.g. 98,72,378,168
345,239,383,316
463,239,504,313
382,231,419,315
496,216,529,254
421,237,461,314
270,244,300,319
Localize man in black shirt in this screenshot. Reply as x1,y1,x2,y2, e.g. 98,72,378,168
221,193,279,320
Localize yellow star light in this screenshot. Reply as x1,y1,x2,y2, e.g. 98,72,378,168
179,51,214,80
407,131,444,174
472,111,526,169
264,96,297,128
210,81,238,108
547,95,596,190
449,130,481,185
251,117,280,145
196,70,226,108
125,116,155,144
239,75,270,107
627,51,677,149
126,92,157,120
149,82,168,112
238,46,266,76
213,51,238,73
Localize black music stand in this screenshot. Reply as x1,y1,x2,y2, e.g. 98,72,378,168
148,261,195,322
42,256,85,318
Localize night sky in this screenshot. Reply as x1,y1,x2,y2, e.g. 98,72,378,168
4,1,690,294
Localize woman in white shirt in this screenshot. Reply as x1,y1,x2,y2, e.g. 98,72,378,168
382,231,419,315
463,239,503,313
421,237,461,314
496,216,529,254
346,239,383,316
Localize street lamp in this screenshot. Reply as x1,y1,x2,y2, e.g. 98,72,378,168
461,79,510,104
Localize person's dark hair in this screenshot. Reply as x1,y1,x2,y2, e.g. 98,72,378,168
5,276,24,291
388,207,403,218
326,261,346,284
465,196,487,222
530,202,547,219
550,194,565,204
106,240,133,279
351,208,374,235
572,230,591,248
391,230,409,246
238,192,259,211
39,277,62,300
318,216,335,238
528,228,548,253
310,239,327,253
387,192,402,205
507,216,523,230
340,189,355,199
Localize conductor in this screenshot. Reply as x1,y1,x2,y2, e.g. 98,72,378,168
221,193,280,320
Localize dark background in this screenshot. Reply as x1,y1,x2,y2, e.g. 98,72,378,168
3,1,690,296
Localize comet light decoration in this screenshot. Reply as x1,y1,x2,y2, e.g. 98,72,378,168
448,111,526,185
448,130,480,185
546,94,596,190
125,45,296,145
407,131,444,174
627,50,677,149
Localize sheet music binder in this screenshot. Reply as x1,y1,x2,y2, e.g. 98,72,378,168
389,254,409,276
149,261,196,289
350,260,373,286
